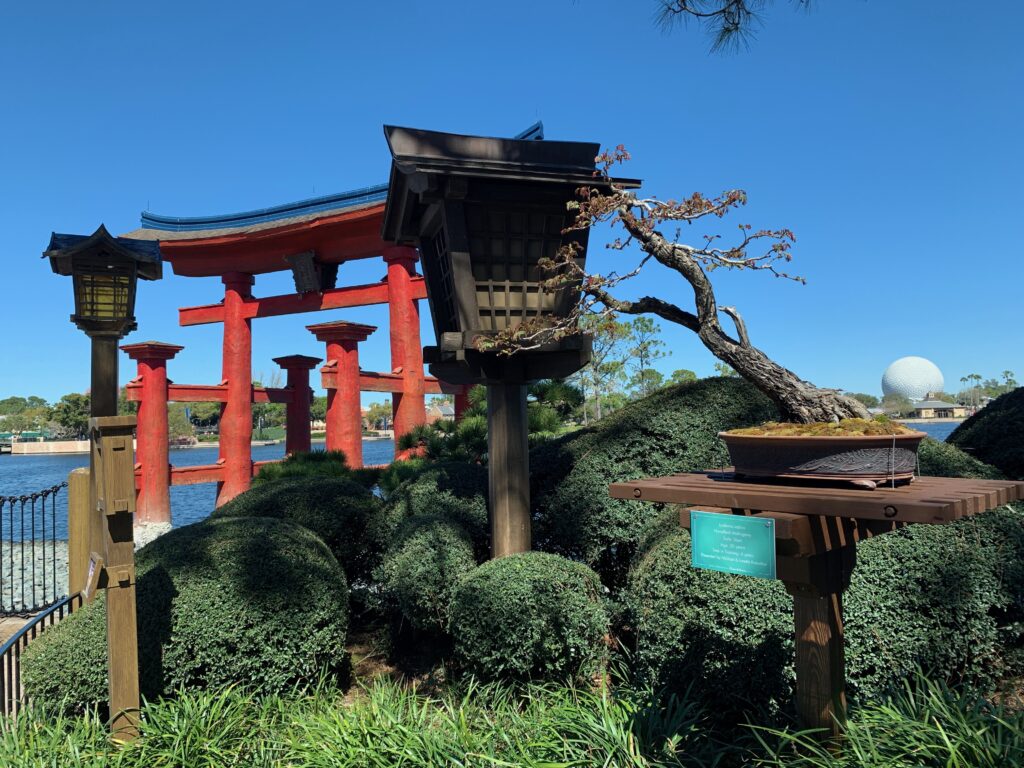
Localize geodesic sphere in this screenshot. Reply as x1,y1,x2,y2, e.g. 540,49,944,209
881,357,944,401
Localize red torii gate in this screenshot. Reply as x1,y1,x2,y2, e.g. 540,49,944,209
119,185,467,526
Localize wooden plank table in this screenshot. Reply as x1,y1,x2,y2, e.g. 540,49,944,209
609,471,1024,739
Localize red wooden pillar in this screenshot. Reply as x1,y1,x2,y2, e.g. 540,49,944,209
454,388,471,421
273,354,320,456
217,272,254,507
383,247,426,449
307,321,375,468
120,341,183,527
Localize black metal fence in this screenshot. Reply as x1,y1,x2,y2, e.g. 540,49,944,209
0,593,82,717
1,483,68,615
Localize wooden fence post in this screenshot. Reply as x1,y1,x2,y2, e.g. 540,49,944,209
90,415,140,741
66,468,91,597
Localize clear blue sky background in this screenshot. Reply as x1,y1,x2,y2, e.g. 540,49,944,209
1,1,1021,404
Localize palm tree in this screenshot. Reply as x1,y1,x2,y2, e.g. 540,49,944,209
969,373,983,408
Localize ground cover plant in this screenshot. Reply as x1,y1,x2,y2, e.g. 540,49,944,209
2,671,1020,767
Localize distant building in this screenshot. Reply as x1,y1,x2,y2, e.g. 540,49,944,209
425,403,455,425
913,399,968,419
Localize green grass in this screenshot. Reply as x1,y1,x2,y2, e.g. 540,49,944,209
3,672,1020,767
754,676,1024,767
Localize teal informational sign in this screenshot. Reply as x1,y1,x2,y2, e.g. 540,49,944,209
690,511,776,579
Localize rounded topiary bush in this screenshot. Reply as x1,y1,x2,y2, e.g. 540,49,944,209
212,476,380,580
949,387,1024,479
844,504,1024,701
376,515,477,635
531,377,776,585
625,527,794,724
918,436,1004,479
23,517,348,714
624,502,1024,726
450,552,609,683
368,461,489,564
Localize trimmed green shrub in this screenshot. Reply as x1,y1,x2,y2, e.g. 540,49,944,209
844,504,1024,702
625,527,794,723
367,461,489,564
377,458,429,499
950,387,1024,479
624,503,1024,725
211,476,380,580
23,517,348,714
450,552,609,683
251,449,350,485
531,377,776,585
918,436,1004,479
377,516,477,635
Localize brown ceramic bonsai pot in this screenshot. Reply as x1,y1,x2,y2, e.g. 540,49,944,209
718,430,928,489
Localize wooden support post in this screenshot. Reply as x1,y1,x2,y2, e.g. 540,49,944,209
90,416,140,741
66,467,91,596
781,516,857,741
786,585,847,739
487,383,530,558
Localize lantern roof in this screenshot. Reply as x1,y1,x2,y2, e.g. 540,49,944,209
44,225,162,280
381,125,640,244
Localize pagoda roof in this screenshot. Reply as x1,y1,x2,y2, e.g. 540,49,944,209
122,183,388,242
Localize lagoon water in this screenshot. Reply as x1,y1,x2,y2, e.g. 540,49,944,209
0,424,962,541
0,439,395,540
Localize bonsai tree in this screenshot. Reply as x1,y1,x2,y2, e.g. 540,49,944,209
486,147,868,424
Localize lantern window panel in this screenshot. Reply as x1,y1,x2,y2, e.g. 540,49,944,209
73,256,136,323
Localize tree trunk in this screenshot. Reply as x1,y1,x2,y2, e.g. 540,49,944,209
699,325,867,423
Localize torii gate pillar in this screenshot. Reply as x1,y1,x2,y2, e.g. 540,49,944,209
384,246,426,448
273,355,321,456
120,341,183,529
217,272,255,507
308,321,376,468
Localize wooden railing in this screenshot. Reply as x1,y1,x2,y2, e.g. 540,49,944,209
0,592,82,718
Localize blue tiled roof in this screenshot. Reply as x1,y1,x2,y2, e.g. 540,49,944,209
140,183,389,233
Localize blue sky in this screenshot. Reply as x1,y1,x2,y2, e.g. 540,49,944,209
1,1,1021,404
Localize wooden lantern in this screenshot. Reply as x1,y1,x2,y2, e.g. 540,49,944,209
382,125,638,385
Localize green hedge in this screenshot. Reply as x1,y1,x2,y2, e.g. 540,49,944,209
23,517,348,714
251,449,350,485
376,516,477,635
949,387,1024,479
530,377,776,585
367,461,489,565
625,502,1024,725
918,435,1004,479
450,552,609,683
212,476,380,581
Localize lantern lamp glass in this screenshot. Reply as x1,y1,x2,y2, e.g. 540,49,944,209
71,256,136,329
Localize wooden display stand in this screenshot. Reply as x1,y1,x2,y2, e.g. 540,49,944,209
610,471,1024,739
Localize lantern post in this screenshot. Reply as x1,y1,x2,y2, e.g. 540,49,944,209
44,225,162,740
382,126,639,558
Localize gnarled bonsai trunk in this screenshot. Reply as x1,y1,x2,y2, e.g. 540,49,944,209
587,206,868,424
